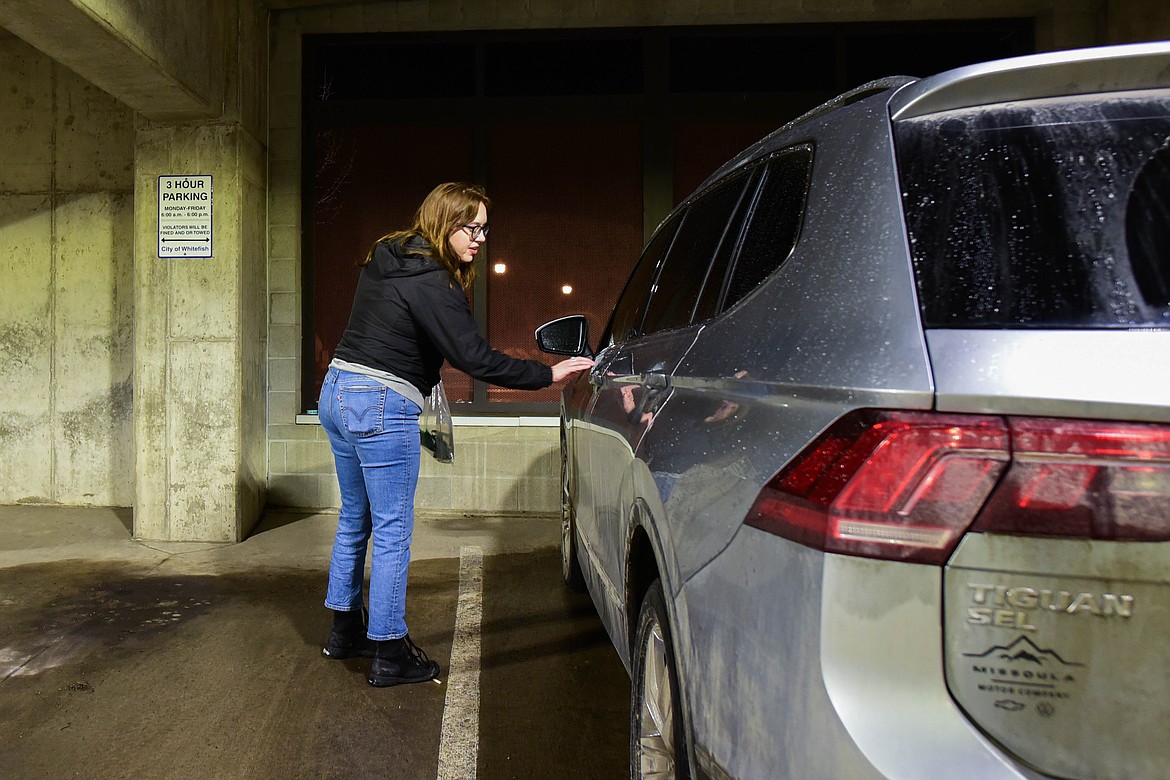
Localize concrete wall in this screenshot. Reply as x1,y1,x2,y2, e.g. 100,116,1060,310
0,31,135,507
269,419,562,513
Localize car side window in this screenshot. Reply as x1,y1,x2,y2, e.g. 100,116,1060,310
642,168,758,334
691,168,761,323
601,216,682,349
722,145,814,312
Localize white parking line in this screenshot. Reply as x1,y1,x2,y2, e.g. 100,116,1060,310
437,545,483,780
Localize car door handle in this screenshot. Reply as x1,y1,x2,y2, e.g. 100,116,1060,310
643,371,669,389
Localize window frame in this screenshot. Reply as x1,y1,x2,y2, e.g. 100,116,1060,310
716,144,816,315
599,214,684,351
640,166,763,336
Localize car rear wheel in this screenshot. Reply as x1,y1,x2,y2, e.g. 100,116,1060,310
631,579,689,780
560,433,587,593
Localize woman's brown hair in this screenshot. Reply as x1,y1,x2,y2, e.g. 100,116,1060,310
361,182,490,293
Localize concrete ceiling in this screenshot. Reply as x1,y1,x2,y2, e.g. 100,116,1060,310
0,0,222,120
262,0,381,8
0,0,389,120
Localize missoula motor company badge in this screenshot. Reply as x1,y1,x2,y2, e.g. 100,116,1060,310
960,634,1083,705
945,577,1139,723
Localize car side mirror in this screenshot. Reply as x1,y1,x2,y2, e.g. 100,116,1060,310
535,315,593,358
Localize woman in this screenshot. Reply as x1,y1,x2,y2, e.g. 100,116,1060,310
317,182,594,688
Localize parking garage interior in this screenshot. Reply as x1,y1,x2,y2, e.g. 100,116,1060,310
1,2,1168,778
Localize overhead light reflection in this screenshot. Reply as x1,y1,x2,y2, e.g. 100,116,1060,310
561,284,573,295
493,262,507,274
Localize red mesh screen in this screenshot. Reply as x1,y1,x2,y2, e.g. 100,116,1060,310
485,121,644,403
310,122,474,402
672,119,781,203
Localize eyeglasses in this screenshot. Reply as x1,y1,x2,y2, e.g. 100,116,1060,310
459,223,489,240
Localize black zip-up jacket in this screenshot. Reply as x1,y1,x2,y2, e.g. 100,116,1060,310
332,236,553,395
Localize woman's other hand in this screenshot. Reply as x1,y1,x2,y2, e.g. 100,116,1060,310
551,357,595,383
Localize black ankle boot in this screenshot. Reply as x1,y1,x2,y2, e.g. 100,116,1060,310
322,608,375,659
368,635,440,687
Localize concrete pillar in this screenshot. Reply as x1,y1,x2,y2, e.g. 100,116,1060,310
129,0,269,542
132,122,267,542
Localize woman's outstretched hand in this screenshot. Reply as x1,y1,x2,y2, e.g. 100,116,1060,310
551,356,596,383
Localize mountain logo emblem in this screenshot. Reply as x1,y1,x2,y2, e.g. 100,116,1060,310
963,635,1083,667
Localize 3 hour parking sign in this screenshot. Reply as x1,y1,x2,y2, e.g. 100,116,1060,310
158,175,213,258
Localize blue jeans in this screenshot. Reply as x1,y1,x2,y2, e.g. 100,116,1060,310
318,366,422,640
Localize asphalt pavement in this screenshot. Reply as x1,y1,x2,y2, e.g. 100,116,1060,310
0,506,629,779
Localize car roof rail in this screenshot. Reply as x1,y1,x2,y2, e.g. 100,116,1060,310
693,76,916,192
890,40,1170,120
760,76,917,142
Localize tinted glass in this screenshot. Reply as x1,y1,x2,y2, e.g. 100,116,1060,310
486,38,643,97
896,93,1170,328
843,23,1032,86
670,34,835,93
602,217,681,348
309,40,473,100
1128,144,1170,306
723,147,814,310
643,170,756,334
691,168,759,322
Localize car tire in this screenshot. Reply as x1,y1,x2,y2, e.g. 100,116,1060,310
560,432,587,593
631,579,690,780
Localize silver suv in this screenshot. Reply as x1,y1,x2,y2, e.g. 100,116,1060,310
537,42,1170,779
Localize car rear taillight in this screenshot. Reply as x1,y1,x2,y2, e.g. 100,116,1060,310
746,411,1010,564
745,411,1170,564
972,418,1170,541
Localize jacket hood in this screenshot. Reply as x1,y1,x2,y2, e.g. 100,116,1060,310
371,235,448,279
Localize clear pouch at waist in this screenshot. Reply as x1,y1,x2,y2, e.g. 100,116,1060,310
419,380,454,463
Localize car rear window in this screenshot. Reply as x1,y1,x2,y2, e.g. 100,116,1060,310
895,91,1170,329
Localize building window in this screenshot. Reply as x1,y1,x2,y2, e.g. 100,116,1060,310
302,20,1032,413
